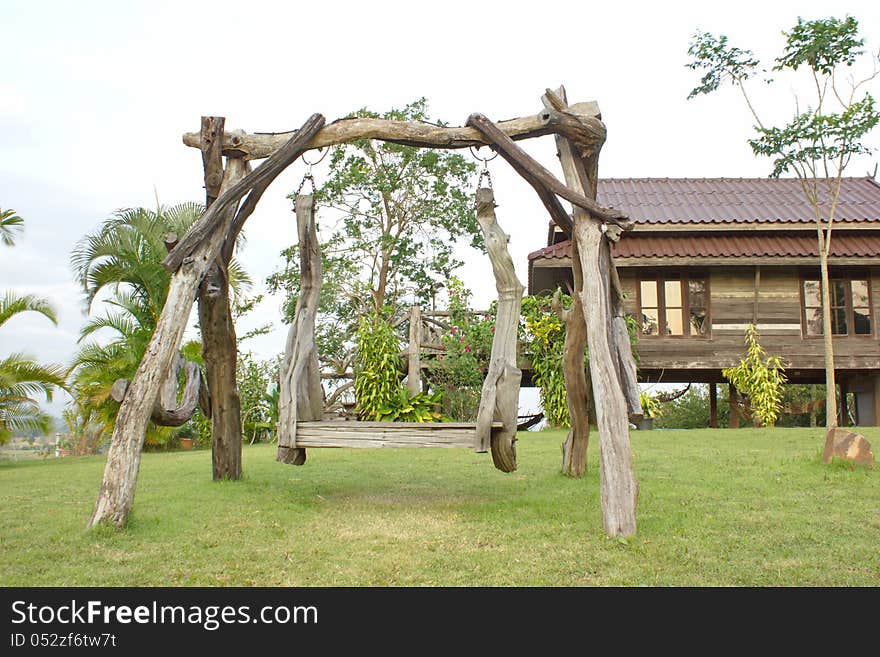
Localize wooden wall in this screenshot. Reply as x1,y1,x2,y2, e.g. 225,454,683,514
618,266,880,371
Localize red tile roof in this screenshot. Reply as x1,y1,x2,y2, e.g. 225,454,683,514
528,233,880,261
595,177,880,225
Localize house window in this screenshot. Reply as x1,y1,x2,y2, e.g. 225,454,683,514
802,277,872,336
638,276,709,337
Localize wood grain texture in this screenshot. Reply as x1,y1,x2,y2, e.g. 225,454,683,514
181,108,601,160
474,187,522,472
294,421,502,449
543,86,591,478
198,156,246,481
277,194,322,466
576,220,639,537
407,305,422,396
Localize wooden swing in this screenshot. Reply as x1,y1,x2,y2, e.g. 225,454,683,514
275,182,522,473
90,87,643,537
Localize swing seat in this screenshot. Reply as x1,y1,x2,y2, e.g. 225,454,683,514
293,420,503,450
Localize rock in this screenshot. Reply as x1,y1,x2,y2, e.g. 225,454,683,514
822,428,875,467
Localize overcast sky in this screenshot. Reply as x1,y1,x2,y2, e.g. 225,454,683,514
1,0,878,416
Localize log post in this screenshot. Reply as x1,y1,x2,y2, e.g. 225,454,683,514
545,86,638,536
198,117,246,481
575,219,639,537
542,89,591,478
277,194,323,466
553,282,591,478
88,115,325,528
407,305,422,396
709,382,718,428
474,186,522,472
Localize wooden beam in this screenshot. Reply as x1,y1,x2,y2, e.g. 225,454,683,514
200,116,225,206
466,113,630,229
164,113,326,272
709,382,718,428
181,108,601,160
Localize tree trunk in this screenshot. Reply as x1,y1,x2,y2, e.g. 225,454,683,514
818,246,838,460
199,265,242,480
199,116,244,481
198,128,246,481
474,187,522,473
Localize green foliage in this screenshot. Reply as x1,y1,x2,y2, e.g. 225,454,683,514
0,225,67,444
723,325,788,427
68,204,251,449
426,277,494,421
686,31,760,99
267,99,479,385
687,16,879,181
237,352,279,443
775,16,864,74
749,96,878,178
375,389,445,423
0,208,24,247
354,314,406,421
639,391,663,419
521,294,569,428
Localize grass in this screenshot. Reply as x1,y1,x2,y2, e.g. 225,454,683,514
0,427,878,586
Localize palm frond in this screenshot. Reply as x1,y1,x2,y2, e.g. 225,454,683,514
0,291,58,328
1,208,24,247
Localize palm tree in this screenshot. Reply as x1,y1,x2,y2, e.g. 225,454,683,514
69,203,250,446
0,292,68,444
1,208,24,246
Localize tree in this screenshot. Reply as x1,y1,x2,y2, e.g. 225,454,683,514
267,99,479,396
69,204,250,448
687,16,880,436
1,222,67,444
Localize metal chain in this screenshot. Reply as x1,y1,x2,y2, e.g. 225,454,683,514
470,145,497,191
478,166,493,190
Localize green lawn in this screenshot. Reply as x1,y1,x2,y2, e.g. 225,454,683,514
1,427,877,586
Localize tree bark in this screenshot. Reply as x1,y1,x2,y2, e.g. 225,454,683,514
199,262,243,479
474,187,522,472
554,281,591,478
540,87,596,478
575,220,639,537
277,194,323,466
88,116,325,528
818,238,839,460
182,107,601,160
198,118,246,481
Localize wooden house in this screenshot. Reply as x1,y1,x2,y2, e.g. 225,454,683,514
527,177,880,426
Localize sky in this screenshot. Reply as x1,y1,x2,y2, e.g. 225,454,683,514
1,0,879,417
